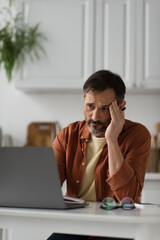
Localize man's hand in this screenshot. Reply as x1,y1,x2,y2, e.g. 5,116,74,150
105,100,126,176
105,100,125,143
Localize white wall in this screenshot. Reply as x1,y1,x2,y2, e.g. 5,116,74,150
0,68,160,146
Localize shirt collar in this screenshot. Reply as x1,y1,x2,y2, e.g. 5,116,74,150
80,121,90,140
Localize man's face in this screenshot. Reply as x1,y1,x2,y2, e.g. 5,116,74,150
84,89,116,138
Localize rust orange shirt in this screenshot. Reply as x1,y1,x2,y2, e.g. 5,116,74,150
52,119,151,203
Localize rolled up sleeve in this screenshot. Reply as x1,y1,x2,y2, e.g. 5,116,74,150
106,125,151,203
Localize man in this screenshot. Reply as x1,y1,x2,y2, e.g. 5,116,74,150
48,70,151,240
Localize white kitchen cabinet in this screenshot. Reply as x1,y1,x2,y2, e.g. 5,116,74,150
15,0,95,91
95,0,160,89
95,0,135,88
15,0,160,92
136,0,160,88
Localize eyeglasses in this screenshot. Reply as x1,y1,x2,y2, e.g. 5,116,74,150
100,197,135,210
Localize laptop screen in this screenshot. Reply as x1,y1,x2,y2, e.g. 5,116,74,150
0,147,65,209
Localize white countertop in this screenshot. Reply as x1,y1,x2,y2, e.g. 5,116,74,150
0,202,160,224
0,202,160,240
145,173,160,180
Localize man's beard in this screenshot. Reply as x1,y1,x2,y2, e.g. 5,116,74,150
86,119,107,135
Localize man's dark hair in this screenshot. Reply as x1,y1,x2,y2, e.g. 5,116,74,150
83,70,126,104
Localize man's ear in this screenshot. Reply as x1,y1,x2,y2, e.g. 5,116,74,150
119,100,126,110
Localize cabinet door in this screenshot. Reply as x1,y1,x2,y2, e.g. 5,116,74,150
95,0,135,88
136,0,160,88
15,0,94,92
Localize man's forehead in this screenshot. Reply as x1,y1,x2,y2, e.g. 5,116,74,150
84,89,116,104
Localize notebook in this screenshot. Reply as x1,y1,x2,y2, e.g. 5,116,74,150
0,147,88,209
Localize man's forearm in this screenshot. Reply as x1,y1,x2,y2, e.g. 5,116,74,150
107,140,124,176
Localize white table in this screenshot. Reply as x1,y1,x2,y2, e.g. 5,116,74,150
0,202,160,240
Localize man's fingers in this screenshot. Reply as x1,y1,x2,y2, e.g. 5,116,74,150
109,100,123,120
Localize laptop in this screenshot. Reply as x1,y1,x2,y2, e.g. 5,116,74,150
0,147,88,209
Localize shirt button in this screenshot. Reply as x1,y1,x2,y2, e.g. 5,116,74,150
76,180,80,184
82,162,85,166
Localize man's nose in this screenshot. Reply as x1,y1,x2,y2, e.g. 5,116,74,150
92,109,101,121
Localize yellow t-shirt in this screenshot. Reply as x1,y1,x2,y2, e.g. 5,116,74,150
78,135,106,201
